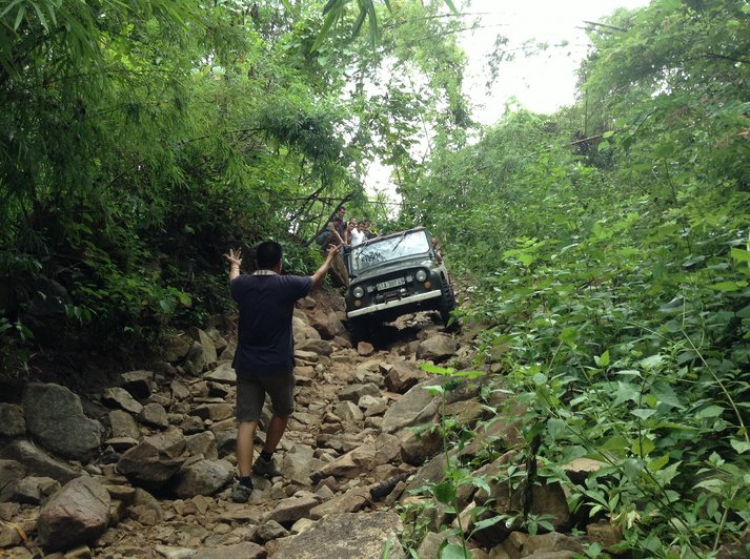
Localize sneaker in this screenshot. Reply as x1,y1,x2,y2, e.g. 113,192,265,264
231,481,253,503
252,455,282,478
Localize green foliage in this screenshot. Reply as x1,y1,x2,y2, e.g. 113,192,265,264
403,0,750,554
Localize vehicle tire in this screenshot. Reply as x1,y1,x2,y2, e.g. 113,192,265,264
438,281,457,328
349,317,373,344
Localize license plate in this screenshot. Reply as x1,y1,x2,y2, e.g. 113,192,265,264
377,277,405,291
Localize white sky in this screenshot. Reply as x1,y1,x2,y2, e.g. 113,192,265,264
461,0,650,122
363,0,651,209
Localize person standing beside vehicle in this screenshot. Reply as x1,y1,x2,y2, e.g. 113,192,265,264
223,241,339,503
350,219,366,248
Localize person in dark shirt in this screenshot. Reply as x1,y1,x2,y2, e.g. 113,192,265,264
223,241,339,502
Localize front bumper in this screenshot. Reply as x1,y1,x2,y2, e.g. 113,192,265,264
346,290,442,318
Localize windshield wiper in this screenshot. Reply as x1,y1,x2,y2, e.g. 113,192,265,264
392,230,408,253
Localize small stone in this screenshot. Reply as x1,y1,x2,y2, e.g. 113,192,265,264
257,519,289,542
102,387,144,415
138,403,169,429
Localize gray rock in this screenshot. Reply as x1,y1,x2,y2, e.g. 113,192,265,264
264,495,319,525
154,545,197,559
9,476,60,505
334,401,363,422
293,316,321,345
385,362,427,393
0,440,81,483
104,437,139,452
282,445,322,485
139,403,169,429
117,440,185,490
189,404,233,422
23,383,102,461
215,430,237,457
272,512,405,559
298,339,333,356
203,363,236,385
108,410,141,439
338,383,380,403
164,334,193,364
183,342,209,375
193,542,267,559
37,477,111,552
400,428,443,466
171,380,191,401
0,520,22,547
312,434,401,482
503,532,584,558
206,327,228,354
309,487,370,519
417,334,459,362
128,487,164,525
188,327,218,368
185,431,218,459
102,387,144,415
120,370,156,399
0,404,26,437
172,459,233,498
181,415,205,435
0,459,25,501
144,431,187,458
381,378,442,434
258,519,290,542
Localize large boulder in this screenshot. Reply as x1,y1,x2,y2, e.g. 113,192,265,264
417,334,459,362
188,327,218,368
381,378,442,435
117,440,185,490
23,383,102,461
37,477,110,552
271,512,405,559
385,362,427,394
172,459,233,498
0,440,81,483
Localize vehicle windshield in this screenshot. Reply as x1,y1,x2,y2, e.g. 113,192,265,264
349,230,430,273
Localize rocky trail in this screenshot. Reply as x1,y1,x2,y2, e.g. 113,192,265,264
0,290,619,559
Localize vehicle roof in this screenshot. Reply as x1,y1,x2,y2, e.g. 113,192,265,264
362,227,428,244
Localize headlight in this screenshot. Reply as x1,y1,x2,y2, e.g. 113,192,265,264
416,269,428,282
353,286,365,298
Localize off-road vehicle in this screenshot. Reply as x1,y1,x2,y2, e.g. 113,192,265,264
344,227,456,338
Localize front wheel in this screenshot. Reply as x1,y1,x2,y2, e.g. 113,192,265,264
438,282,457,328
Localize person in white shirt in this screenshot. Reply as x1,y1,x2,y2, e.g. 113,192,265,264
349,219,366,247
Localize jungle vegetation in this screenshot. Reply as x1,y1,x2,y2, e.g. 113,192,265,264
1,0,749,556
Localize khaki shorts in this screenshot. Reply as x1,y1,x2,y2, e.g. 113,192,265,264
236,373,295,422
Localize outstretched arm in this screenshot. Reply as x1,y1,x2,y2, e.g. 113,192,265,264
223,248,242,281
310,245,340,290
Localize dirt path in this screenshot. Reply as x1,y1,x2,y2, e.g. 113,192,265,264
1,290,467,558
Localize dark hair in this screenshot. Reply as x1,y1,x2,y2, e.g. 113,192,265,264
332,216,343,224
256,241,282,270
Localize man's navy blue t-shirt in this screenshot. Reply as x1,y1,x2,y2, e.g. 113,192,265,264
230,272,312,376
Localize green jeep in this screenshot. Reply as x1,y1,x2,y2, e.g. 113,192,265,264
344,227,456,338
